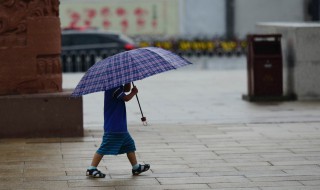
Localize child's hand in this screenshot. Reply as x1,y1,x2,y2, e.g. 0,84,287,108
131,86,138,94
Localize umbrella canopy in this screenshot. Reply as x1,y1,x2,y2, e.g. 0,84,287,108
71,47,192,97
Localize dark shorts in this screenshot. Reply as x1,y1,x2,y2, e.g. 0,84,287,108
96,133,136,155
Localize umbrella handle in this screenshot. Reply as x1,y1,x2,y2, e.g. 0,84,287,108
141,116,147,126
132,82,148,126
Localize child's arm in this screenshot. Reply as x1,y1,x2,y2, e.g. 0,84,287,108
124,83,131,92
123,86,138,102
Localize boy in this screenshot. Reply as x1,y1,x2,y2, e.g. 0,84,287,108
86,83,150,178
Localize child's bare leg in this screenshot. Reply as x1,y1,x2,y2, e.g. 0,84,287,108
91,153,103,167
86,153,106,178
127,152,137,166
127,151,150,175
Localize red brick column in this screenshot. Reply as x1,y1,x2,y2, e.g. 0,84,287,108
0,0,62,95
0,1,83,137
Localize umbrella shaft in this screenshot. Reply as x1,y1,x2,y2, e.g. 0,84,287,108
135,94,144,117
132,82,144,117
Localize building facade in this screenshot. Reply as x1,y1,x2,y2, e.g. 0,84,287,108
60,0,309,38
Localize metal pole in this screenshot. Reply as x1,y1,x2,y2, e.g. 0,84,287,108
132,82,144,117
132,82,147,125
226,0,235,40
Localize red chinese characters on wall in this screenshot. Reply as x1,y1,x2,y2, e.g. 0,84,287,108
101,7,111,29
68,10,81,28
116,7,128,33
84,8,97,27
134,7,146,30
65,6,158,33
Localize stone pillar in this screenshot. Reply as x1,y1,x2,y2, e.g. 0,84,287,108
0,0,62,95
0,0,83,138
256,22,320,100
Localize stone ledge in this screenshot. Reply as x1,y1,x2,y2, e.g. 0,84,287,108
242,94,297,102
0,89,83,138
256,22,320,100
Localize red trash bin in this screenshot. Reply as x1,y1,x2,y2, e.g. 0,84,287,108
243,34,283,101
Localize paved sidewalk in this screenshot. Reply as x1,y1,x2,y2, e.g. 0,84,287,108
1,61,320,189
1,123,320,189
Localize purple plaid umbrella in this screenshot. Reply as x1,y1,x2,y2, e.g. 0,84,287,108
71,47,192,124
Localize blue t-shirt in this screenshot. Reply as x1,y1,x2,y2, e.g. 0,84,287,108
103,86,128,133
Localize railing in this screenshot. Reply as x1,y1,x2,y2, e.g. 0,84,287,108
61,49,123,72
61,37,248,72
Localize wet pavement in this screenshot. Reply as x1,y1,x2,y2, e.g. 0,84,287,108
1,57,320,189
63,56,320,127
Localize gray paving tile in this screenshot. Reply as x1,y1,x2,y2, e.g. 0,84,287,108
209,181,303,188
261,186,319,190
157,176,249,184
68,178,159,187
151,167,238,173
1,181,68,189
300,180,320,186
197,170,286,177
249,176,320,182
211,188,260,190
114,184,210,190
110,172,198,179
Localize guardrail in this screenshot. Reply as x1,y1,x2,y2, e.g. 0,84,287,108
61,37,248,72
61,50,124,72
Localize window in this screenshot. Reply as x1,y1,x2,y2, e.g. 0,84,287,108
71,34,101,45
61,35,71,46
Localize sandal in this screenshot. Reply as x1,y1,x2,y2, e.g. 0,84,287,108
86,168,106,178
132,164,150,175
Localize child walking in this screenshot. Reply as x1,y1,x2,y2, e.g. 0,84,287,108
86,83,150,178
